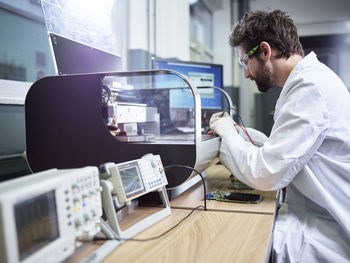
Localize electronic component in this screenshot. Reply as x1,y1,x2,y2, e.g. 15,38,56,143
99,154,170,238
100,154,168,206
75,155,171,263
228,176,253,190
101,88,161,142
206,191,263,204
0,167,103,263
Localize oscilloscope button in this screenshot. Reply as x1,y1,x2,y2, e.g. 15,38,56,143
75,218,82,227
150,159,157,168
83,212,92,222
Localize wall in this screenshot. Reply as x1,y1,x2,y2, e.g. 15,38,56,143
212,0,233,87
250,0,350,36
128,0,190,61
128,1,149,51
156,0,190,60
233,0,350,128
0,0,43,22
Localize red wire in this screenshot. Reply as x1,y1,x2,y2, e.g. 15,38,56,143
234,124,256,145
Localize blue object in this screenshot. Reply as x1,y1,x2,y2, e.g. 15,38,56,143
206,192,215,200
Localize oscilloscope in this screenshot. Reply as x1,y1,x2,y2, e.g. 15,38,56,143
0,167,103,263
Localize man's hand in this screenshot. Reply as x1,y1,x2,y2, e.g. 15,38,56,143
209,112,237,137
210,112,268,146
234,126,268,146
241,128,267,147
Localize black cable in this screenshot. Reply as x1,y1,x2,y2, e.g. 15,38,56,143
90,165,207,243
164,164,207,211
92,205,204,242
223,105,244,128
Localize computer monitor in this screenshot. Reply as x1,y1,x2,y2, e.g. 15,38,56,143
49,33,122,75
153,59,224,131
153,60,223,110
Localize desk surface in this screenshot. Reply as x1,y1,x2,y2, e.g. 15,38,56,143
170,164,277,215
68,164,277,263
102,209,274,263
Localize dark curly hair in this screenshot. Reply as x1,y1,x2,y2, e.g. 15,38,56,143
230,10,304,59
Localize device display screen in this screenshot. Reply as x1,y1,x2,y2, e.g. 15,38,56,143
14,190,59,260
118,162,145,199
153,60,223,110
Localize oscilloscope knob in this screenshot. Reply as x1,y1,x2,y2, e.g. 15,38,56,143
150,159,157,168
142,153,157,168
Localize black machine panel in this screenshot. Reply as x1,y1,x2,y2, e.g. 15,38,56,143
25,73,196,188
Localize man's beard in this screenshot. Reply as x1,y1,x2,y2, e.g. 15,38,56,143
254,59,273,93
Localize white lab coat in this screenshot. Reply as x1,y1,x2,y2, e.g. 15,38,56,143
219,52,350,262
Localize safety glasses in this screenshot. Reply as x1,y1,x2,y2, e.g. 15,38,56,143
238,45,260,70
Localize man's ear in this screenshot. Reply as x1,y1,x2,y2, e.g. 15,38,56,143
259,41,272,61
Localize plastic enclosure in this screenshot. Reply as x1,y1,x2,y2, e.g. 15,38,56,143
25,70,232,188
100,154,170,238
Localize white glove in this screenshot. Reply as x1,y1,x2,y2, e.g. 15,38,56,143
210,112,268,146
245,128,267,146
235,126,268,147
209,112,237,137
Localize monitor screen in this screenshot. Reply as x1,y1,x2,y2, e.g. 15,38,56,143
153,60,223,110
49,33,122,75
15,190,59,260
117,161,145,199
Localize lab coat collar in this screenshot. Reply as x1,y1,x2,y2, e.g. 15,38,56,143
284,51,317,88
274,51,318,121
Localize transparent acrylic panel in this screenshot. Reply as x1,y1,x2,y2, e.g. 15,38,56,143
41,0,120,56
101,71,198,145
197,86,236,135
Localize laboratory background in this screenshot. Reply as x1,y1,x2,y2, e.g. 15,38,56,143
1,0,350,178
0,0,350,262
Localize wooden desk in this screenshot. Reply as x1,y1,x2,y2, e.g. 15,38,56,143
102,209,274,263
68,165,277,263
170,164,278,215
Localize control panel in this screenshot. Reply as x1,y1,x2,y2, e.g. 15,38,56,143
59,168,103,241
100,154,168,205
98,154,171,244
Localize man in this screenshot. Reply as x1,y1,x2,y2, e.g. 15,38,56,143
210,10,350,262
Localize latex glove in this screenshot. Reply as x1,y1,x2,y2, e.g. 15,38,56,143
209,112,237,127
235,126,268,147
209,112,237,137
